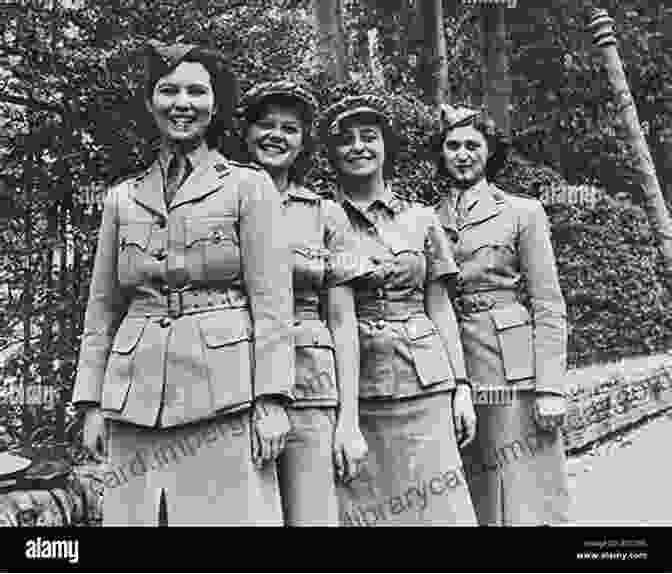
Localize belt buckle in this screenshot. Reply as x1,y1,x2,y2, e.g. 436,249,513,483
472,387,515,406
167,285,190,318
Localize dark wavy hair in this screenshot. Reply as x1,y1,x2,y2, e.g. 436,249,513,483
430,107,510,181
321,95,399,181
237,92,315,185
143,44,238,150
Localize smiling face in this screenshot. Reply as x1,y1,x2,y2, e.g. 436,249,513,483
441,125,490,187
245,104,305,176
332,118,386,179
147,61,216,145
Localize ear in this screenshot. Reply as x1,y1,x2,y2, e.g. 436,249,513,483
144,97,154,116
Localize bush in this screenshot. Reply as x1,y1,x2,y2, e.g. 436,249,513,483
550,201,672,367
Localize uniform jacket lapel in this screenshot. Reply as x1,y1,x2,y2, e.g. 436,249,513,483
169,149,229,211
462,182,504,228
130,162,167,218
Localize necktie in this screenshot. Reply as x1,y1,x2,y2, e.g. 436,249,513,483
165,153,189,206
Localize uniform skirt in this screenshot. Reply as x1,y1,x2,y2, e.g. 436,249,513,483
460,392,571,526
102,409,283,526
337,392,477,526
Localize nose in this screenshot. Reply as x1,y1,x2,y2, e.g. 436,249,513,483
173,89,191,109
351,135,365,151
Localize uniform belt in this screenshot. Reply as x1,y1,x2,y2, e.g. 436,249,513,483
294,300,321,321
356,297,425,321
127,288,248,318
454,290,519,315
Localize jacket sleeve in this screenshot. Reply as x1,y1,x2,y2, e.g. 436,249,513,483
238,169,294,401
72,185,127,406
519,200,568,396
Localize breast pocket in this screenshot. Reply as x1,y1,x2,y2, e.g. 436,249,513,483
292,244,328,290
489,304,535,382
198,311,254,411
184,216,239,282
118,222,153,285
293,321,337,401
405,315,454,388
101,317,148,411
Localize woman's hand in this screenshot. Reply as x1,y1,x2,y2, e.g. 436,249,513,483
453,383,477,448
82,406,107,462
333,418,368,483
534,393,567,432
252,397,291,468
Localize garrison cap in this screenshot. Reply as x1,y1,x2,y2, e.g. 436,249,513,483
439,103,484,132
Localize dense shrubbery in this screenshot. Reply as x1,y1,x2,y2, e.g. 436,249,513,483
550,201,672,367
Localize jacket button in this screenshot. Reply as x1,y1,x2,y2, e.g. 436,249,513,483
159,284,170,295
152,248,167,261
159,317,171,328
376,320,385,330
155,217,167,229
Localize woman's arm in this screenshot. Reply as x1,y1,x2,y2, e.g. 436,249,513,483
519,199,568,397
239,168,294,465
326,285,367,481
73,184,126,407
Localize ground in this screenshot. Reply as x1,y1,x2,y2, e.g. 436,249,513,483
567,410,672,526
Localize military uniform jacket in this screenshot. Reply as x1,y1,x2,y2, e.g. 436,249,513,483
336,186,467,400
281,183,363,407
435,180,567,396
72,146,295,428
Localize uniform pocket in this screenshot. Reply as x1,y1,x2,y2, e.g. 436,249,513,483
405,315,454,388
101,317,148,411
184,216,239,282
489,304,535,382
118,222,153,285
198,312,253,410
293,321,337,401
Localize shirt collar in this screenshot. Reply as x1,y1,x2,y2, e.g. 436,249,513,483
336,184,402,218
284,182,321,204
158,141,210,173
457,178,489,214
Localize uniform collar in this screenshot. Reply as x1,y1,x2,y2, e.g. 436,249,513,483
131,147,231,217
336,184,404,221
283,182,321,204
158,140,210,175
435,179,504,230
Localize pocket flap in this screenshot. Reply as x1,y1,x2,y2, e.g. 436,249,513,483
111,317,147,354
405,315,437,341
294,321,334,349
489,304,531,331
119,222,152,251
199,312,251,348
184,217,234,248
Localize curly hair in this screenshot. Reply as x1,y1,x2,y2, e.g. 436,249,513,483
320,94,399,180
430,106,510,181
236,81,317,184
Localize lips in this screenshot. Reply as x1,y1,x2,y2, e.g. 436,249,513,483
258,142,287,153
168,116,197,129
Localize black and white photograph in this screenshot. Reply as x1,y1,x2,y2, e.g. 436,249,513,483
0,0,670,570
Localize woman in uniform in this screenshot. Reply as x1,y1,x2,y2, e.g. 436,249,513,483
238,80,367,526
73,41,294,526
432,104,571,526
321,94,478,526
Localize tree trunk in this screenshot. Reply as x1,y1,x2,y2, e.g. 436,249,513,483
415,0,449,106
313,0,347,83
589,9,672,288
480,4,512,136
